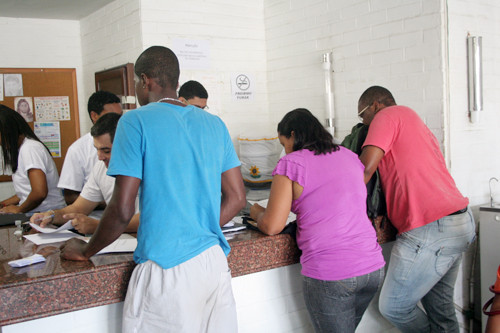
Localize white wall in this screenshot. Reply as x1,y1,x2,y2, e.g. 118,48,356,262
0,17,86,134
138,0,271,140
264,0,446,143
79,0,143,133
447,0,500,207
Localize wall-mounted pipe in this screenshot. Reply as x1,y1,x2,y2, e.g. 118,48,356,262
467,36,482,123
322,52,335,136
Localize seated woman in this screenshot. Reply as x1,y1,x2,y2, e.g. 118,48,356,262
0,105,65,213
250,108,385,333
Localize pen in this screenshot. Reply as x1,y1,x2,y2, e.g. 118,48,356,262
33,214,55,223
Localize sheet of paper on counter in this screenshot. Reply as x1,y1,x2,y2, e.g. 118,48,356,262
29,220,73,233
248,199,296,224
89,234,138,255
23,230,84,245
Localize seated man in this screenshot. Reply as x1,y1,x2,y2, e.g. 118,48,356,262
178,80,209,109
58,91,123,205
31,113,139,234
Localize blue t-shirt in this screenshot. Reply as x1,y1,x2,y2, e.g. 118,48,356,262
107,102,241,269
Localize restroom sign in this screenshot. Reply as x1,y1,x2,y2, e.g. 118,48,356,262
231,73,254,101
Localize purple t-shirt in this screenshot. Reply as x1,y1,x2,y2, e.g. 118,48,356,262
273,147,385,280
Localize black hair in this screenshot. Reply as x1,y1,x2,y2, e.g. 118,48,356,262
90,112,121,143
178,80,208,100
134,46,180,90
87,91,120,119
0,104,48,173
358,86,396,108
277,108,338,155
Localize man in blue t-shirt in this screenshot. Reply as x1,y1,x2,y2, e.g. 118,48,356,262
61,46,246,332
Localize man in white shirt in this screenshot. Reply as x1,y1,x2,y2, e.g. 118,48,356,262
58,91,123,205
31,113,139,234
178,80,209,110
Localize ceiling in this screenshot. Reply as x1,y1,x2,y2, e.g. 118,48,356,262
0,0,115,20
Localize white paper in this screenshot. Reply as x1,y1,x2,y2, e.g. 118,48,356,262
23,230,83,245
14,97,34,122
34,96,70,121
93,234,137,255
8,254,46,268
29,220,73,233
4,74,23,97
173,38,210,70
221,220,246,234
231,73,254,101
34,122,61,157
248,199,297,224
0,74,4,101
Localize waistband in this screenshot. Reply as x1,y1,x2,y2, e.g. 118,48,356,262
448,207,467,216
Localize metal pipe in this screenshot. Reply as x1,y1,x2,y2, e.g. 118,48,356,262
467,36,483,123
322,52,335,136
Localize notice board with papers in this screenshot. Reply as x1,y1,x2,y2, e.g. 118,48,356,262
0,68,80,182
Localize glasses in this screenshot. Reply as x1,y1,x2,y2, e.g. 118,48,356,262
193,105,209,110
358,103,370,120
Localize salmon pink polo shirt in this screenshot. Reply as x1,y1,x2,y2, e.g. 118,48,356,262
362,105,468,234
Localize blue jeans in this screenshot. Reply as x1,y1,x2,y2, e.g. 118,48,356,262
303,267,385,333
379,208,476,333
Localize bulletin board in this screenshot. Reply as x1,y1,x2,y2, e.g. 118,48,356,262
0,68,80,182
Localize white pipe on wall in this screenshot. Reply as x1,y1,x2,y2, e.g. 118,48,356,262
467,35,482,123
322,52,335,137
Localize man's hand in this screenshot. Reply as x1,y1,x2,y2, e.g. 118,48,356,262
61,238,90,261
30,211,55,227
0,205,22,214
64,213,99,234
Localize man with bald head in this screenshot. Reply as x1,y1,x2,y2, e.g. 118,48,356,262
358,85,475,332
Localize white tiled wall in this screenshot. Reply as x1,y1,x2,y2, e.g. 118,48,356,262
446,0,500,206
79,0,143,132
264,0,446,143
137,0,272,139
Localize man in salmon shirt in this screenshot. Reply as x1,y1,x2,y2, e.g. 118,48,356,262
357,86,476,332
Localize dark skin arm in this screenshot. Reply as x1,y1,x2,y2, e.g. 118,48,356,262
63,189,80,206
61,175,140,260
486,295,500,333
359,145,385,184
220,166,246,227
1,168,48,213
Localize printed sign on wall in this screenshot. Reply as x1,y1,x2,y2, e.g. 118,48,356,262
173,39,210,70
231,73,254,101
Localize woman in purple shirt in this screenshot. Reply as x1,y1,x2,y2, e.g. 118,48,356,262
250,108,385,333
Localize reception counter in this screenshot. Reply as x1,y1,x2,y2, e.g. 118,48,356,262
0,216,395,327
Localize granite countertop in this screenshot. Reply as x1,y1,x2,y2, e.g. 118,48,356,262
0,226,300,326
0,216,395,326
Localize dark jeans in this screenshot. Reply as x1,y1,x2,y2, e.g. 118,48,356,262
303,267,385,333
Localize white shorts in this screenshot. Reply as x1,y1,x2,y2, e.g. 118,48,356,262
122,245,237,333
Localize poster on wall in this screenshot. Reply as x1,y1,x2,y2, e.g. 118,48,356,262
230,73,254,101
0,74,3,101
34,96,70,121
34,122,61,158
4,74,23,97
14,97,34,122
172,38,210,70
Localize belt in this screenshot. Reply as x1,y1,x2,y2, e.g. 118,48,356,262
448,207,467,216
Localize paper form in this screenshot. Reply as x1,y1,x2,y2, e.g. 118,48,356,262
248,199,297,224
29,220,73,233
